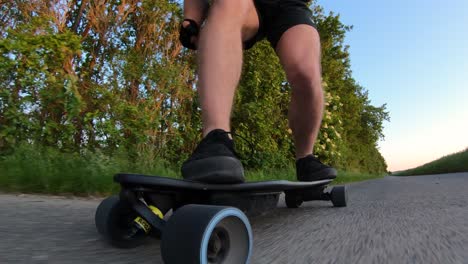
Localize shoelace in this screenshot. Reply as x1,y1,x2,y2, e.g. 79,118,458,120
222,131,256,162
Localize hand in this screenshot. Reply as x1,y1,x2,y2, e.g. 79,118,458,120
183,20,199,47
179,19,200,50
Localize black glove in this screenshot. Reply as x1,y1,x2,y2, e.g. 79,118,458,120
179,19,200,50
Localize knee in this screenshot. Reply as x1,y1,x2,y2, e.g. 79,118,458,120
287,63,322,94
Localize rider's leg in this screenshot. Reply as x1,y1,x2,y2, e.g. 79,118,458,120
197,0,260,136
275,25,323,159
181,0,260,183
275,24,337,181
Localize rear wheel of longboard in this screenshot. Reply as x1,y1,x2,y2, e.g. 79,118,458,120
285,193,303,208
95,195,149,248
330,186,347,207
161,205,252,264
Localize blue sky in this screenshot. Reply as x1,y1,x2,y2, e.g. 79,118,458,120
316,0,468,171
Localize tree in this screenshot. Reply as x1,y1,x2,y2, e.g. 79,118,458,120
0,0,390,174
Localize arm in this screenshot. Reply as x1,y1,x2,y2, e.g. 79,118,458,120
183,0,209,26
180,0,210,50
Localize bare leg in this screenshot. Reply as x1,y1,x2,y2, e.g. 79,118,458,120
275,25,324,159
196,0,259,136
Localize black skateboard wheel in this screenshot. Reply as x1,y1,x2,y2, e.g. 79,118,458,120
95,195,148,248
161,205,252,264
330,186,347,207
285,193,303,208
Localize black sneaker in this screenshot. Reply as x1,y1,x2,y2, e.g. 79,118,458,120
296,154,337,181
181,129,245,184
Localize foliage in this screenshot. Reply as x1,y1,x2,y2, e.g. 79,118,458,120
314,85,344,165
0,0,389,177
0,16,82,152
233,40,291,168
0,142,382,195
0,142,177,195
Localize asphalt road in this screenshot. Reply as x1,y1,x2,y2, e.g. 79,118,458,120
1,173,467,264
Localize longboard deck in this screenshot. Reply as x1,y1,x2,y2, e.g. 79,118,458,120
115,173,341,216
115,173,332,193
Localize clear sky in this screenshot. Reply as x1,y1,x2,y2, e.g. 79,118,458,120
316,0,468,171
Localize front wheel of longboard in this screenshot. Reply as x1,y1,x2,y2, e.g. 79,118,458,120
95,195,149,248
330,186,347,207
161,205,252,264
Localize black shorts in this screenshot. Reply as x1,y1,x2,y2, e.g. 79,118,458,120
244,0,316,50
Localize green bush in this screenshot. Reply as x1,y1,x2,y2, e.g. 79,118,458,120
0,143,178,195
0,142,383,195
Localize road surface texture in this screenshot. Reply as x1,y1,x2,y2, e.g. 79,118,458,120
1,173,467,264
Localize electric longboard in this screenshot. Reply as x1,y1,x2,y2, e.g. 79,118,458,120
95,173,347,263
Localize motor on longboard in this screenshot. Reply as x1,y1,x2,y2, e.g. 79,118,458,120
94,174,347,263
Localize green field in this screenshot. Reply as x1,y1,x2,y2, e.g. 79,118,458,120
0,144,382,196
394,148,468,176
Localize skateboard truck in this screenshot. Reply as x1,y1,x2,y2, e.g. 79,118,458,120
120,189,166,237
286,185,347,208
